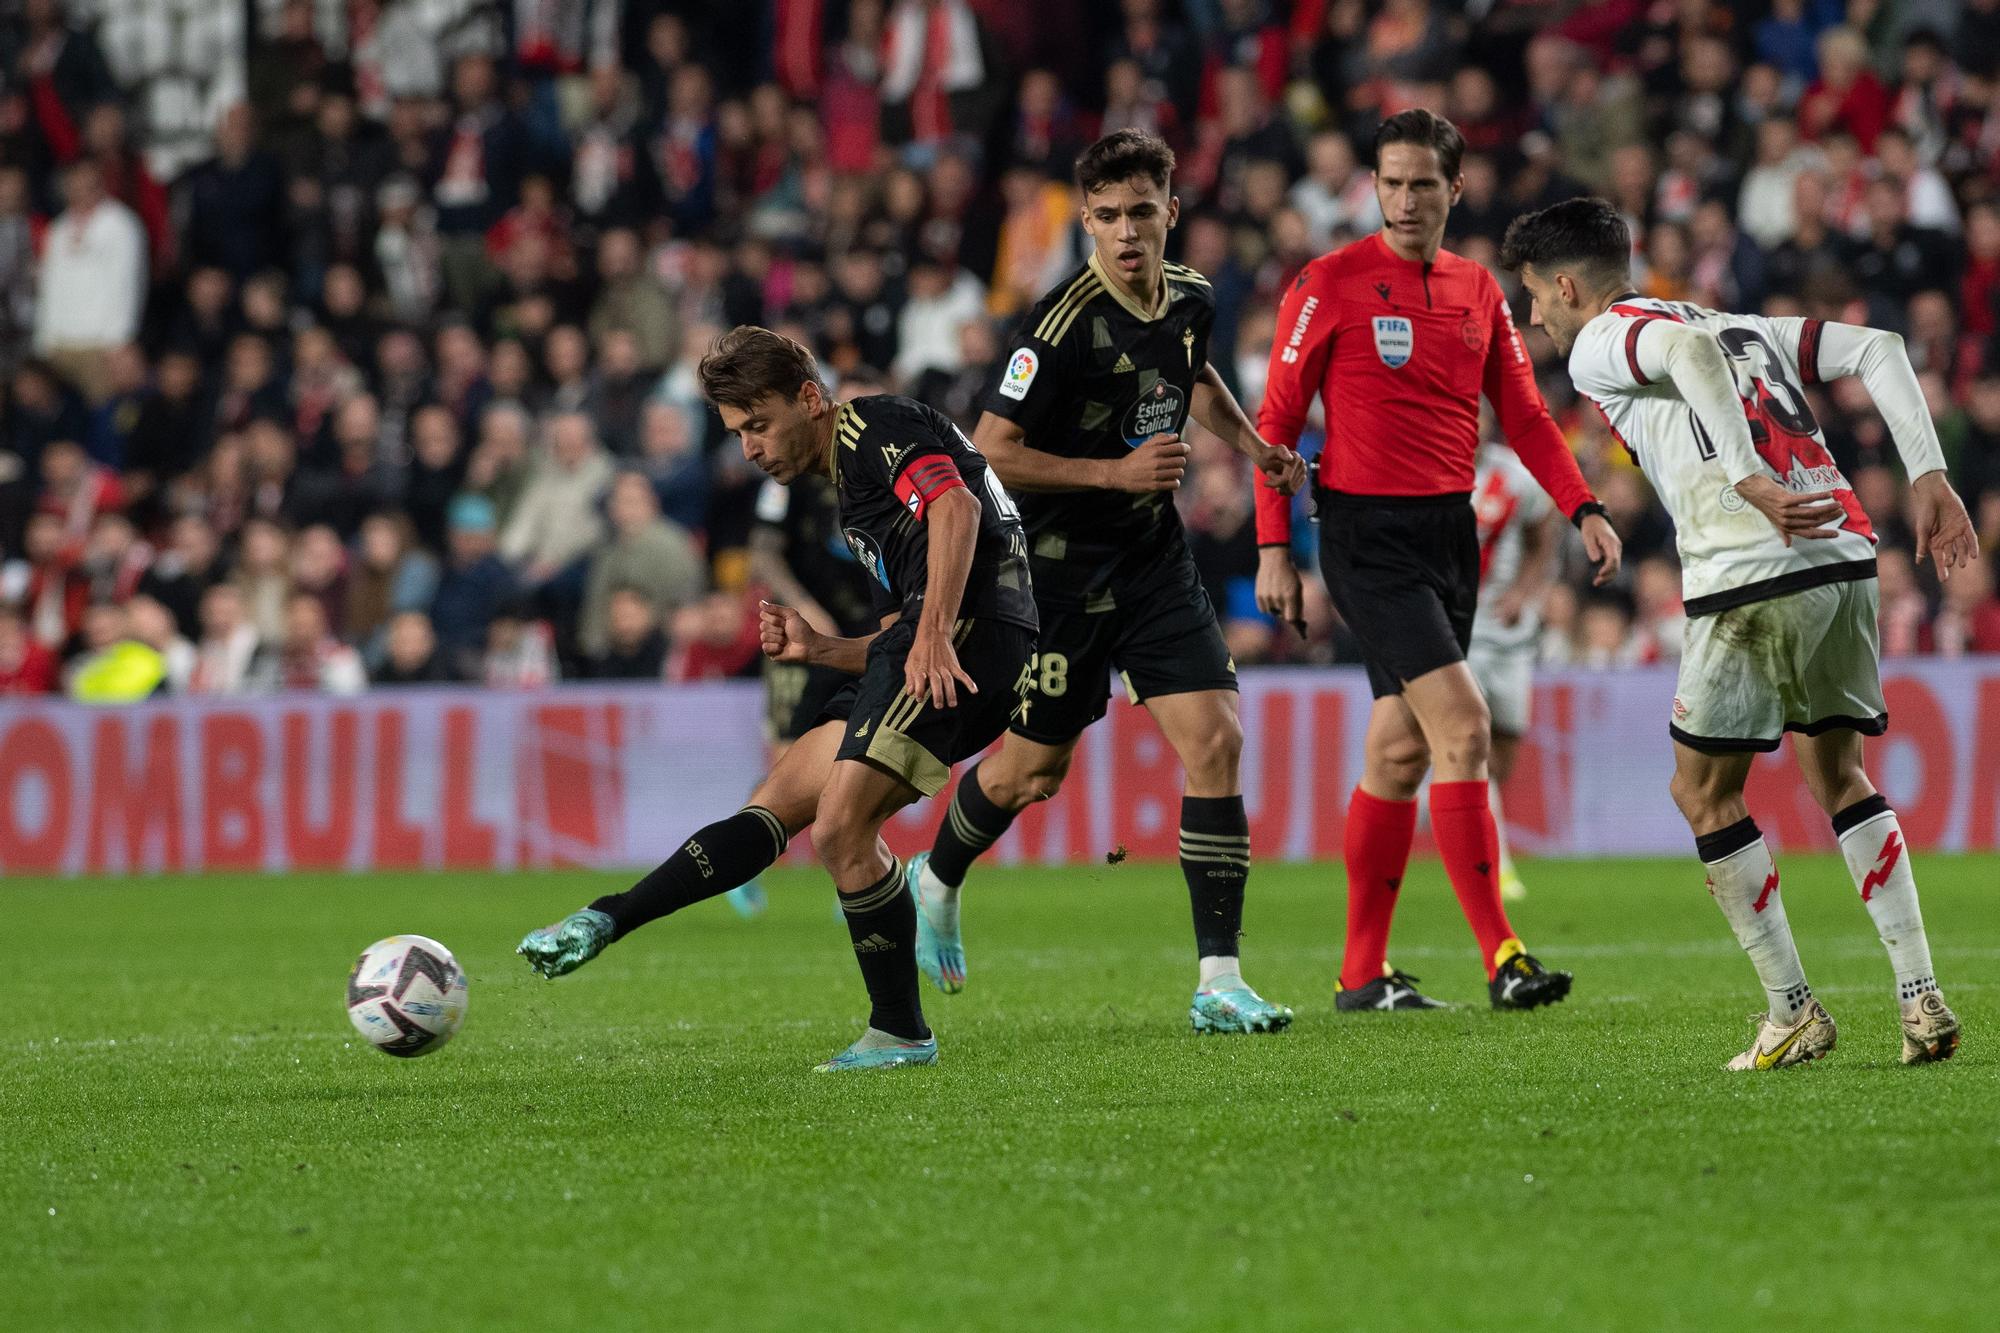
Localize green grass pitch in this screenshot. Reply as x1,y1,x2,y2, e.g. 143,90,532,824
5,854,1997,1331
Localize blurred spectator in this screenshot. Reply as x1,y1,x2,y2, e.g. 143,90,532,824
879,0,992,151
667,590,762,681
893,258,985,383
374,608,458,685
38,439,124,554
182,104,288,281
66,600,165,702
187,582,273,694
1799,27,1890,153
431,493,518,676
232,516,293,643
126,593,194,693
139,515,224,638
588,227,677,371
34,159,145,401
277,591,366,693
483,599,559,687
430,54,530,309
1930,559,2000,656
500,412,613,588
586,584,668,679
0,602,58,693
579,472,706,659
346,511,440,667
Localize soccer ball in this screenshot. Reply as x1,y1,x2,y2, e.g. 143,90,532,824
345,935,469,1057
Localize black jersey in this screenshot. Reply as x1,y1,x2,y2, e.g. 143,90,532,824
828,393,1039,633
754,474,882,637
983,253,1216,611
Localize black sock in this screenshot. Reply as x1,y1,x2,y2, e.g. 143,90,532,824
839,856,929,1041
1181,795,1250,961
588,806,789,939
926,762,1018,888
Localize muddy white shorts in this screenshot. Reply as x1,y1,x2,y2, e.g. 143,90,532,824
1669,577,1886,753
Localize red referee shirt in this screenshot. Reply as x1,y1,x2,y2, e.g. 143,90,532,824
1254,232,1596,546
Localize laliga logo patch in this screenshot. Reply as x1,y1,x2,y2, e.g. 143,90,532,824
998,347,1038,401
1123,380,1186,447
1372,316,1413,369
1718,485,1748,513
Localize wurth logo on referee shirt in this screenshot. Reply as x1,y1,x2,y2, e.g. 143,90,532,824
1279,297,1319,364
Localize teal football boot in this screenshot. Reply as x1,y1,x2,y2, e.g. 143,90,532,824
517,908,616,978
725,880,768,918
909,852,966,995
813,1028,940,1073
1189,975,1295,1034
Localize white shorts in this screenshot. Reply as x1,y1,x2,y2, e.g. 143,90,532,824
1467,637,1534,737
1670,577,1886,753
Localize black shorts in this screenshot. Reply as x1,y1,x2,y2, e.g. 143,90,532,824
820,617,1037,797
763,659,853,744
1317,490,1478,699
1010,557,1237,746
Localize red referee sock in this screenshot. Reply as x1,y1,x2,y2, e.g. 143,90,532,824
1431,779,1518,978
1339,787,1416,991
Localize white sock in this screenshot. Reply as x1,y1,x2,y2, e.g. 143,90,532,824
916,859,959,934
1701,821,1812,1023
1490,779,1519,884
1833,798,1937,1010
1198,955,1241,989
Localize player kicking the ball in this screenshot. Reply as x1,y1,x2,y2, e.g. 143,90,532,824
1255,111,1621,1012
901,129,1307,1033
518,327,1038,1072
1503,197,1976,1069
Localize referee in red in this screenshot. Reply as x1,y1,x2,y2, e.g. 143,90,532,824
1255,110,1622,1012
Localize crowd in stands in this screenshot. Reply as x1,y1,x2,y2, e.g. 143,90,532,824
3,0,2000,700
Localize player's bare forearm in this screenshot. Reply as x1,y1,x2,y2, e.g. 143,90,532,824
917,487,979,637
1192,365,1259,454
974,411,1113,492
803,628,879,674
1195,365,1307,495
907,487,981,706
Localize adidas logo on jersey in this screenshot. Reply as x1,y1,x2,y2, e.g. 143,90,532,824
1112,353,1135,372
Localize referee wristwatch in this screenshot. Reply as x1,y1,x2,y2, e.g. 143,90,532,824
1569,501,1609,529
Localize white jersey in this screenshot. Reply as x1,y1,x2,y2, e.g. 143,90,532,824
1567,296,1877,615
1469,442,1553,651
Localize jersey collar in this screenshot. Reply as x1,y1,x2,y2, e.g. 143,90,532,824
826,401,857,481
1087,252,1170,322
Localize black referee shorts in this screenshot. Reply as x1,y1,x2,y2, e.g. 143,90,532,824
1316,489,1479,699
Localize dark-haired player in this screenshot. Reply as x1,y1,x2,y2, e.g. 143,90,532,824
1256,110,1622,1011
519,328,1038,1073
903,129,1309,1033
1501,195,1973,1068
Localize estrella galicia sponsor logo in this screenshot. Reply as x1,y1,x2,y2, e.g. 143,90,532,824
1123,379,1186,447
998,347,1038,400
1372,315,1413,369
844,528,892,591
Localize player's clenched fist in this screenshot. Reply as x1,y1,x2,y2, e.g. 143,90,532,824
1111,433,1191,492
758,599,815,663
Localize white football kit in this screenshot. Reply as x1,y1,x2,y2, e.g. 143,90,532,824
1467,443,1554,735
1567,296,1945,751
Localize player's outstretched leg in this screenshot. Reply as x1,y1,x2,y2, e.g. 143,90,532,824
519,804,792,977
912,760,1020,993
1830,793,1958,1063
519,723,835,978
